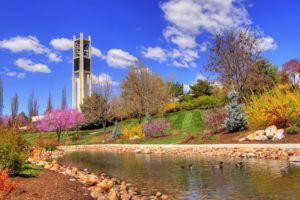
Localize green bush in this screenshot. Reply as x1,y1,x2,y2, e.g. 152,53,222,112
295,118,300,127
287,126,298,135
0,126,28,175
178,95,226,110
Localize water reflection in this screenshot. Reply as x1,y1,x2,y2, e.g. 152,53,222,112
59,151,300,199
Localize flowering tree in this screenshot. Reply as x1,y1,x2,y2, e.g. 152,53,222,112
37,109,85,142
282,59,300,87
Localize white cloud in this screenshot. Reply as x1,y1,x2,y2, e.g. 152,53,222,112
0,36,46,53
15,58,51,73
163,26,197,49
47,52,62,62
0,36,62,62
50,38,73,51
169,49,199,68
92,47,105,59
196,73,207,80
0,67,26,79
106,49,138,68
184,73,208,92
142,47,167,62
199,41,209,52
183,84,190,93
258,35,277,51
92,73,119,86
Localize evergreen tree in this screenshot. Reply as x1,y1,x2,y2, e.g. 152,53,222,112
28,92,38,120
61,87,67,109
224,90,247,132
189,79,212,97
45,94,53,114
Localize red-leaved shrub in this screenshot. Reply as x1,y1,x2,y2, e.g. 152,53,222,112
0,170,16,199
204,107,227,133
143,119,170,137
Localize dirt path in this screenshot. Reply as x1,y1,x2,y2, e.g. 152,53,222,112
11,170,95,200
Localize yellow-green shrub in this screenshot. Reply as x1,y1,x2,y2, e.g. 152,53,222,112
121,124,144,139
163,101,178,113
244,84,300,129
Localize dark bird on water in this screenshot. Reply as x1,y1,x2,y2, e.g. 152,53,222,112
181,164,193,170
212,161,223,169
235,162,244,168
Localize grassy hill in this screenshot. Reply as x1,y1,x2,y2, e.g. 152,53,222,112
23,109,209,145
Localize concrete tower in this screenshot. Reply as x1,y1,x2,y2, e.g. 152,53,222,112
72,33,92,111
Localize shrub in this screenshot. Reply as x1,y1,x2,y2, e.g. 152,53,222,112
287,126,298,135
295,118,300,127
34,137,58,151
178,95,226,110
224,90,247,132
245,84,300,129
0,126,28,175
204,107,227,133
112,122,122,140
0,170,16,199
121,124,144,140
163,102,178,113
143,119,170,137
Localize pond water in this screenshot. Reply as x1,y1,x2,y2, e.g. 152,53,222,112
59,151,300,199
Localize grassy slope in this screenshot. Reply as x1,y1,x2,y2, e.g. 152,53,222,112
23,109,206,145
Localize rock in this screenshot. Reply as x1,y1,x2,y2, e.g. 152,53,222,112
246,133,256,141
69,178,76,182
130,135,140,142
107,187,119,200
161,195,169,200
265,125,277,139
85,175,99,186
289,156,300,162
90,186,104,198
98,181,110,191
238,137,246,142
287,149,296,156
44,164,51,169
120,193,131,200
272,129,285,141
71,167,78,176
156,192,162,197
255,134,268,141
97,194,109,200
135,149,141,154
144,149,151,154
51,163,60,170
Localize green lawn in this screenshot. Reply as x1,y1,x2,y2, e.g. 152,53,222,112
23,109,207,145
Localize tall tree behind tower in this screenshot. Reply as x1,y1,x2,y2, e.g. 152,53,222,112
28,92,39,120
11,93,18,121
61,87,67,109
45,94,53,114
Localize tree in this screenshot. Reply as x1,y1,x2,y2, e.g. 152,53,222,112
111,96,129,121
28,92,38,120
45,94,53,114
18,112,28,127
61,87,67,109
205,29,262,97
80,93,110,130
11,94,18,122
168,82,184,98
281,59,300,87
121,63,171,123
246,59,280,93
189,79,212,97
37,109,85,142
0,78,3,118
224,90,247,132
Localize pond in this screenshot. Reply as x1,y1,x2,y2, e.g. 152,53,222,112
59,151,300,199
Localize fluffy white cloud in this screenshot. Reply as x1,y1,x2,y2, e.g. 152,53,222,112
142,47,167,62
0,36,46,53
106,49,138,68
15,58,51,73
196,73,207,80
92,47,105,59
92,73,119,86
258,35,277,51
0,36,61,63
199,41,209,52
50,38,73,51
184,73,208,92
163,26,197,49
0,67,26,79
169,49,199,68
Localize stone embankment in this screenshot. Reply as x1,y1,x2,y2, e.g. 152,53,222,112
29,147,170,200
58,144,300,161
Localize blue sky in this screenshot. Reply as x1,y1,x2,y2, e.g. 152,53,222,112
0,0,299,115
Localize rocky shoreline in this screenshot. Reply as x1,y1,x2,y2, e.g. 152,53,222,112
29,147,171,200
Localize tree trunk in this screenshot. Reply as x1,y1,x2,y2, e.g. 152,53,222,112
56,127,61,143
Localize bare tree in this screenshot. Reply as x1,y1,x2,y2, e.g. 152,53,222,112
45,93,53,114
28,92,38,120
281,59,300,88
61,87,67,109
121,63,171,123
205,29,262,97
11,93,18,121
111,96,129,121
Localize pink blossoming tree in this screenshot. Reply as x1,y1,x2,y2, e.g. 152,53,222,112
37,109,85,142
